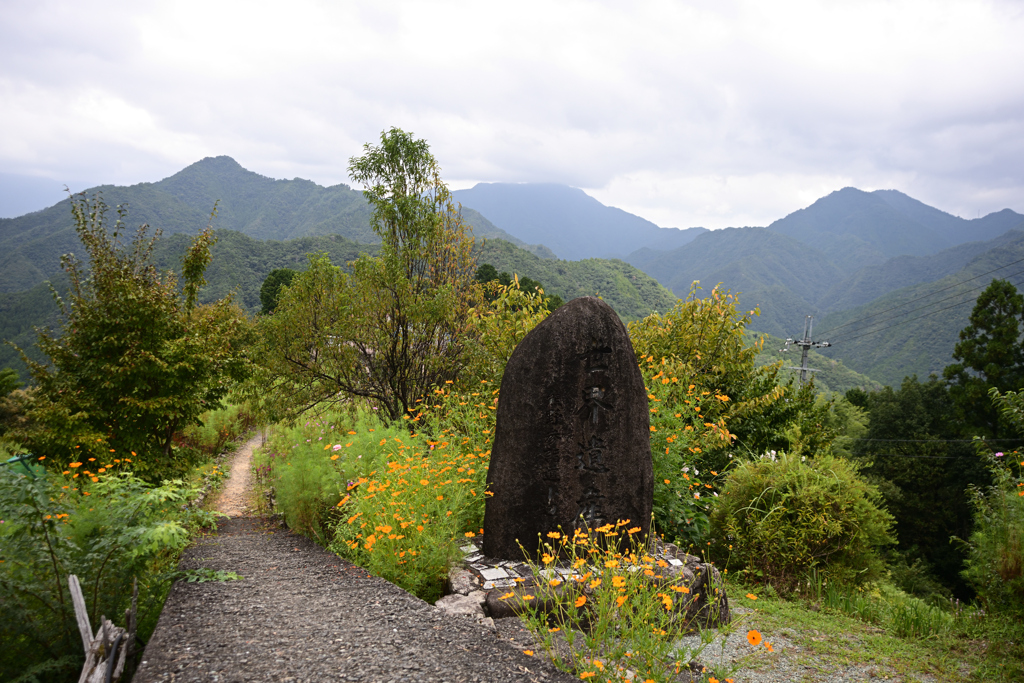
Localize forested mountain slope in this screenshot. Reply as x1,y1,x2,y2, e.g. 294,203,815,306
0,157,546,293
814,240,1024,386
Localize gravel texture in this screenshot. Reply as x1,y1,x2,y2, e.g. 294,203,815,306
133,438,577,683
133,517,578,682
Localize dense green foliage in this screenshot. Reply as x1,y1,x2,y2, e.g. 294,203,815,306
13,194,253,482
960,389,1024,617
944,279,1024,438
259,267,297,314
850,376,991,600
256,129,478,423
0,467,215,682
710,452,895,591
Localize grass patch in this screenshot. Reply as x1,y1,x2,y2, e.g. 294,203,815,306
726,575,1024,682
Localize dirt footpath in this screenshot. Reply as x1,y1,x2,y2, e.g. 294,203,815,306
212,434,260,517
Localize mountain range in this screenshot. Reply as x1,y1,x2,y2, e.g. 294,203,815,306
3,156,1023,389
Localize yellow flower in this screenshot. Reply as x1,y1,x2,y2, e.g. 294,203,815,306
746,593,758,600
549,579,562,587
616,595,626,606
580,674,595,679
574,595,587,607
589,578,602,589
604,560,619,569
522,650,533,656
612,576,626,588
546,531,561,539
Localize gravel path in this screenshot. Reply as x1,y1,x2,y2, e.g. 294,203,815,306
133,441,577,683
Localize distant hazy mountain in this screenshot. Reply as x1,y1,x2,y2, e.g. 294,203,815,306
452,182,707,260
0,156,545,293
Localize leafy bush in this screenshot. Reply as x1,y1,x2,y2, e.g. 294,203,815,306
174,403,257,459
641,356,735,548
960,448,1024,617
710,452,895,592
261,383,497,602
0,466,213,682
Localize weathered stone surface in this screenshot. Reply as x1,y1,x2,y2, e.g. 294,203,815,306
654,540,731,629
483,297,653,561
435,592,486,619
448,566,474,596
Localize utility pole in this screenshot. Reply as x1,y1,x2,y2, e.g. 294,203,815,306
782,316,831,384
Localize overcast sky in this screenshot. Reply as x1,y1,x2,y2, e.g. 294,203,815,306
1,0,1022,227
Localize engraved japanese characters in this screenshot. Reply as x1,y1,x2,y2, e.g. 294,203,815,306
482,297,653,561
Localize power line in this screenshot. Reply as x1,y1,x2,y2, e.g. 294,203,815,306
832,295,988,345
827,267,1024,343
816,255,1024,339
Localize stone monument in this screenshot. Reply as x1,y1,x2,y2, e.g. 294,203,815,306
482,296,653,561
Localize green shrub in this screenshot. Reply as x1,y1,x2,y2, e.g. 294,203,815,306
0,466,214,682
960,449,1024,617
174,403,257,459
710,452,895,592
261,385,496,602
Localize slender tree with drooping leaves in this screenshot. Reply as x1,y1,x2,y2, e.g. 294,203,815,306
256,128,479,422
13,193,253,481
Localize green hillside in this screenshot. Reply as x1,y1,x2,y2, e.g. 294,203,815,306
817,230,1024,312
814,244,1024,387
0,232,675,380
752,332,883,394
0,156,549,293
474,238,678,321
626,227,842,337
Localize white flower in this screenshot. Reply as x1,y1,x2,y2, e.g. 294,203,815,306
693,492,700,499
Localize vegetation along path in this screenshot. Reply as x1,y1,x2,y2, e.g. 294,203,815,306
132,438,576,683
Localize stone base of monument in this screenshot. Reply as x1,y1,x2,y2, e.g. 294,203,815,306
435,534,730,632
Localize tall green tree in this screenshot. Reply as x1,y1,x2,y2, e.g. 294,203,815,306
260,267,297,314
858,376,990,599
944,278,1024,438
258,128,478,422
15,194,252,480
